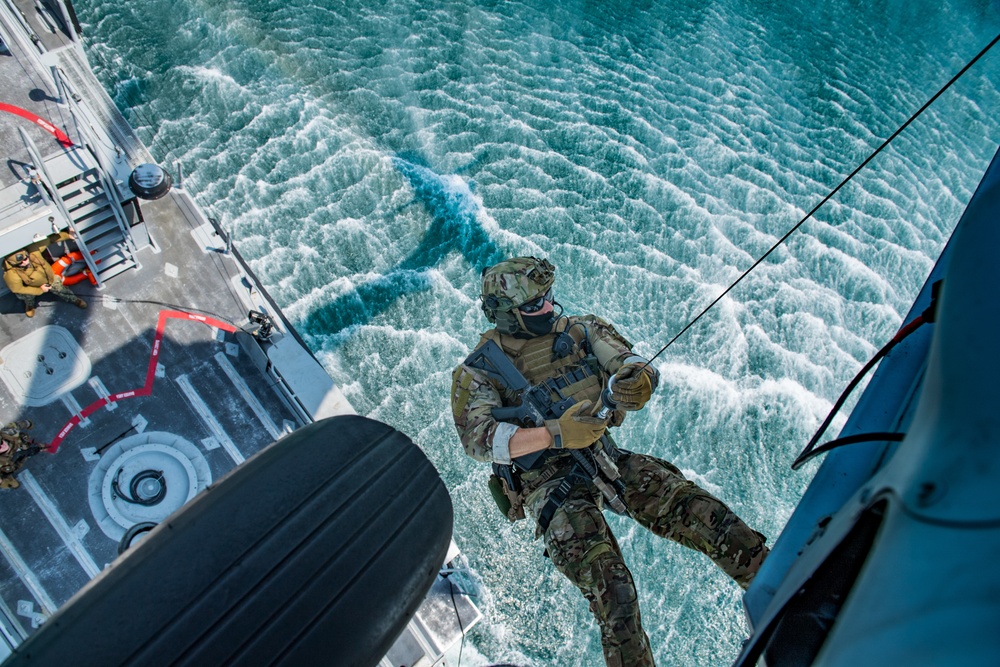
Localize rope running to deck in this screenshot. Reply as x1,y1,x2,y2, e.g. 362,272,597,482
644,31,1000,366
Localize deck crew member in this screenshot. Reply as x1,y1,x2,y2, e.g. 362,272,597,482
4,249,87,318
0,420,42,490
451,256,768,667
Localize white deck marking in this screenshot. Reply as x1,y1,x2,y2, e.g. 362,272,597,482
59,393,90,427
19,471,100,578
16,601,46,629
213,352,282,440
88,376,117,411
0,598,25,645
175,374,244,464
0,528,56,619
406,616,442,657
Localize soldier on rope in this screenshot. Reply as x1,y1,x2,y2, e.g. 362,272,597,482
451,256,768,667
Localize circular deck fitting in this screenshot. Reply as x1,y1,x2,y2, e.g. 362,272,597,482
89,432,211,541
117,522,158,555
128,163,173,200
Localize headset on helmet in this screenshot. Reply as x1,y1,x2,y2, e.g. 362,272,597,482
480,256,556,334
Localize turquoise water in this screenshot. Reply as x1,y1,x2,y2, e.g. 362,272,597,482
76,0,1000,664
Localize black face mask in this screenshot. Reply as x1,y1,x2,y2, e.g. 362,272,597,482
519,310,555,336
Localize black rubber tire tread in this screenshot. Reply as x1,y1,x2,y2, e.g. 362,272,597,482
5,415,453,667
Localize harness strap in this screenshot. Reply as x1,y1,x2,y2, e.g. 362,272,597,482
536,468,582,534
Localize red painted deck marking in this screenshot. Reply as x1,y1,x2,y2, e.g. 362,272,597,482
46,309,238,453
0,102,74,147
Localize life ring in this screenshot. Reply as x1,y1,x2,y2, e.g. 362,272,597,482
52,251,97,286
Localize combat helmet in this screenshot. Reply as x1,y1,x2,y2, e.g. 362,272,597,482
481,256,555,334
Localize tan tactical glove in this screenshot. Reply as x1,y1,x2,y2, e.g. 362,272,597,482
544,400,608,449
611,362,658,411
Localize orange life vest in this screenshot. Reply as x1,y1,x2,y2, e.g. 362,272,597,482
52,251,97,286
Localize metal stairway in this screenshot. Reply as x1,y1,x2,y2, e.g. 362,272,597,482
37,145,140,286
55,167,138,284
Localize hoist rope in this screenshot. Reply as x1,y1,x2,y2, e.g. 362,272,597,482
645,31,1000,367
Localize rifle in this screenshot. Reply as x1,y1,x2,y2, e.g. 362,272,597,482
465,340,629,516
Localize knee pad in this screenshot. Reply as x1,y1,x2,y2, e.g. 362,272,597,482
588,555,642,644
593,560,653,667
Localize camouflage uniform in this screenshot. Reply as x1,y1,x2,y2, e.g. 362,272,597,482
451,257,768,667
0,420,42,489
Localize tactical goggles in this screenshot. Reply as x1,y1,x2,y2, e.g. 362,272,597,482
519,289,552,313
13,252,28,264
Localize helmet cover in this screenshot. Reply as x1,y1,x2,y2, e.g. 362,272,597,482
480,257,555,334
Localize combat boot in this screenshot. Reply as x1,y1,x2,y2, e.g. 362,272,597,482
75,299,87,309
25,306,34,318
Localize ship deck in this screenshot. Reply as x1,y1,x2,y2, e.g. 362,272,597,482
0,191,309,619
0,0,322,648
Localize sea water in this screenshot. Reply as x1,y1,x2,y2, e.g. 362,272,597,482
74,0,1000,664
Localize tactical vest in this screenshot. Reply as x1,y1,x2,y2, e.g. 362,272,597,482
468,319,632,525
482,320,605,459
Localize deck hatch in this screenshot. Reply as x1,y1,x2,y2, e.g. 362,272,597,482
0,325,91,406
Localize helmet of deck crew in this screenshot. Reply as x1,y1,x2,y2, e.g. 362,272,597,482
480,256,556,335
